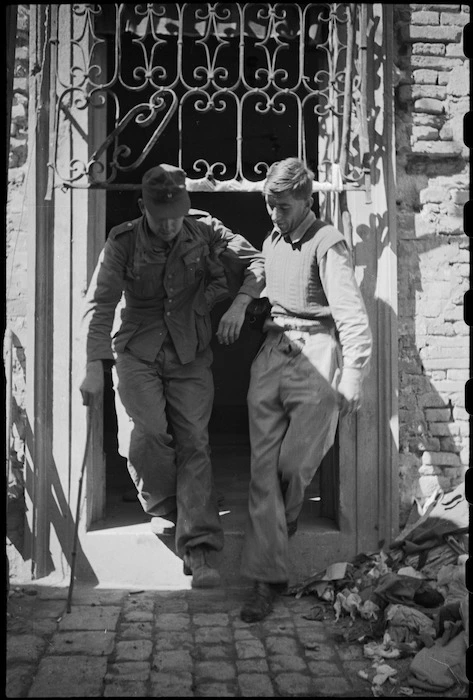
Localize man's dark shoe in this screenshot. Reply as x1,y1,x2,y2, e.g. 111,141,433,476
240,581,275,622
183,546,220,588
287,519,298,537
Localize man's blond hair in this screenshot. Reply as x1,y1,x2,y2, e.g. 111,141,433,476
263,158,314,200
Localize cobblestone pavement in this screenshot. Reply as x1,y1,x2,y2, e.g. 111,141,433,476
6,583,469,698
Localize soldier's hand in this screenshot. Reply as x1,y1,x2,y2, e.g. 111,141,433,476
79,360,104,406
216,293,252,345
336,368,363,416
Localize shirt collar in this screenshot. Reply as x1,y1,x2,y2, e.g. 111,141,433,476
287,210,316,244
273,210,316,245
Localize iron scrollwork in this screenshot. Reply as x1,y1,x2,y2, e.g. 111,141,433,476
49,3,369,192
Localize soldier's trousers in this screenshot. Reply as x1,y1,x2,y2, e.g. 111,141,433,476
112,338,223,556
240,328,342,583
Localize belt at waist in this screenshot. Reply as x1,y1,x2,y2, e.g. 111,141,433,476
264,318,333,335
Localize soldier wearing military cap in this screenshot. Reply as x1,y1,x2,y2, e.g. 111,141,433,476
80,164,265,587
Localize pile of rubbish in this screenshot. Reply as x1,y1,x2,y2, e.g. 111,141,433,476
288,482,469,696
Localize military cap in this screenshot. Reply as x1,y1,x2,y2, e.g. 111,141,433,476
141,164,191,218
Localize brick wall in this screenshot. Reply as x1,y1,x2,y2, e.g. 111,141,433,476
394,3,469,523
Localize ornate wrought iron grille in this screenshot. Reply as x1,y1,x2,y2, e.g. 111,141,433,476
48,3,369,193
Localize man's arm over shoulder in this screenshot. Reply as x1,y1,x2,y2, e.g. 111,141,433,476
189,209,265,300
187,209,266,345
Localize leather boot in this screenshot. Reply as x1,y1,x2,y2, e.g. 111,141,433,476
183,546,220,588
240,581,276,622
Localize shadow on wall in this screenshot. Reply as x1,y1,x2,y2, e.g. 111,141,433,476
397,232,466,523
7,332,98,584
355,216,464,528
20,417,98,583
7,332,27,555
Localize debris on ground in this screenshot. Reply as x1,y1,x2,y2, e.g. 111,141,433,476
371,662,398,696
287,482,469,697
408,624,468,693
384,604,436,647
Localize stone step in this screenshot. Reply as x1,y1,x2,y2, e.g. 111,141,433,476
77,516,343,590
72,440,346,590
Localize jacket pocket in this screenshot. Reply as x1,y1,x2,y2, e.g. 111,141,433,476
193,298,212,352
112,320,141,354
126,262,165,300
183,244,209,286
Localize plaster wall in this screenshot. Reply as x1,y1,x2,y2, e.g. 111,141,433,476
6,4,29,577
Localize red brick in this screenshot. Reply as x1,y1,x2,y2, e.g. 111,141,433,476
412,10,439,25
424,408,452,422
412,113,444,127
404,25,462,43
447,65,469,96
412,84,447,99
413,68,438,84
411,141,463,157
429,422,458,437
412,97,444,114
417,392,449,408
453,406,469,421
440,11,469,26
447,369,469,381
423,358,468,371
446,43,467,57
412,42,446,55
410,55,463,69
410,4,460,11
422,451,461,466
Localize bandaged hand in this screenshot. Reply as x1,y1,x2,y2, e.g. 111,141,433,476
216,293,253,345
336,367,363,416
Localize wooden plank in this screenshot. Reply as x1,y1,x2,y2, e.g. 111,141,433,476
26,4,55,579
379,4,399,543
67,0,99,538
347,4,399,553
51,4,74,571
86,189,107,528
85,39,108,528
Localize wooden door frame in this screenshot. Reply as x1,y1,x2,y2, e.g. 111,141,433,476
342,3,399,552
26,3,398,580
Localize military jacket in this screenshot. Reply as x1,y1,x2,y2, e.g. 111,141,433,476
82,210,265,365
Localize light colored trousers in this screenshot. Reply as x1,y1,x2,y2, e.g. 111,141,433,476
240,328,342,583
112,338,223,556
